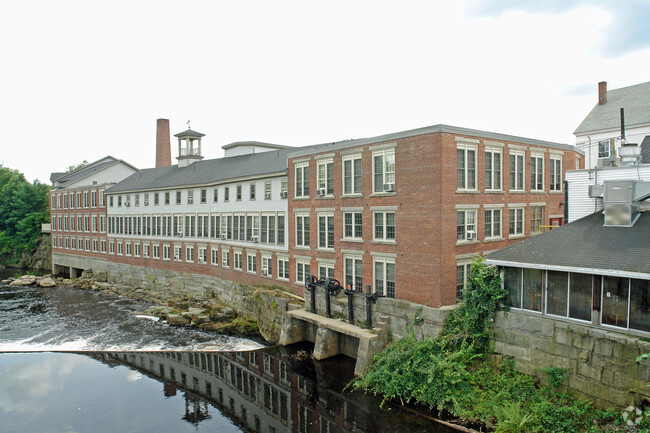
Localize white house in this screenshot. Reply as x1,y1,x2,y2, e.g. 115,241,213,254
574,81,650,169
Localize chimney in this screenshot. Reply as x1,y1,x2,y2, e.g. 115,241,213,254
155,119,171,167
598,81,607,105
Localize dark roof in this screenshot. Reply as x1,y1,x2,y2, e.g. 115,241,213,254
221,141,291,151
288,124,579,159
486,211,650,277
174,129,205,138
574,81,650,135
106,147,299,193
50,172,66,182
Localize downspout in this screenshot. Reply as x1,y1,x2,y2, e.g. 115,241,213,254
563,180,569,223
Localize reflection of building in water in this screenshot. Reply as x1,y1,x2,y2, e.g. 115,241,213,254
88,349,410,433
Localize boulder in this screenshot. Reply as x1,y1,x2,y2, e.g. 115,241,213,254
9,275,37,286
36,277,56,288
166,314,191,326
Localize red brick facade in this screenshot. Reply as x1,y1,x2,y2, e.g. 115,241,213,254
286,127,583,307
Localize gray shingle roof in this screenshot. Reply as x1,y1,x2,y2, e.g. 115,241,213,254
574,81,650,135
486,211,650,277
105,148,299,193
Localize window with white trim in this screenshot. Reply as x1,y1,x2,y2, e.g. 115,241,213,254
598,139,611,158
372,149,395,193
316,159,334,196
509,150,525,191
153,244,160,259
530,206,544,234
143,193,149,206
249,183,256,200
197,215,209,238
318,263,335,280
277,257,289,280
117,242,123,255
295,162,310,198
200,189,207,204
484,208,501,240
295,259,310,284
92,239,99,252
264,181,272,200
261,255,272,277
236,185,242,201
484,148,502,191
211,248,219,265
233,251,242,270
134,243,140,257
295,213,310,247
343,211,363,240
457,143,477,190
550,156,562,191
374,257,395,298
318,212,334,250
143,244,149,258
222,250,230,268
456,209,477,242
343,154,362,195
163,245,170,260
344,254,363,291
198,246,207,264
530,154,544,191
100,239,106,253
373,211,395,241
456,262,472,301
247,253,257,273
134,194,139,207
174,246,181,261
508,207,525,236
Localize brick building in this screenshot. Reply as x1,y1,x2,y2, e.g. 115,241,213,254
286,125,583,307
49,156,138,277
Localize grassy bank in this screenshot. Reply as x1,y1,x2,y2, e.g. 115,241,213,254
352,258,648,432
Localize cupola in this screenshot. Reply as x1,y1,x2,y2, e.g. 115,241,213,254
174,125,205,168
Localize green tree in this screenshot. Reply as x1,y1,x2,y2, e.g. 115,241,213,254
65,160,89,173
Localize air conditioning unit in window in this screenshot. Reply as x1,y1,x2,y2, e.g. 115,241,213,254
125,202,130,207
177,231,183,237
251,236,259,243
280,191,288,199
261,269,268,276
315,188,326,196
383,182,395,192
265,192,271,200
220,234,227,240
467,231,477,240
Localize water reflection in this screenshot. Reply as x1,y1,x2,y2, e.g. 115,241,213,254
87,345,454,433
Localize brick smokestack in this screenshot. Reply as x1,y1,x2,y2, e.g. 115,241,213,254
156,118,171,167
598,81,607,105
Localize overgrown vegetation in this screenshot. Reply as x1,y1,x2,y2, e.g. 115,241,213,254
352,258,641,432
0,165,50,263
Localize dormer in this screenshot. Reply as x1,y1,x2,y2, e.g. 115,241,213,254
175,128,205,168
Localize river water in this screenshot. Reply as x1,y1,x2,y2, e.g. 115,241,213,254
0,271,455,432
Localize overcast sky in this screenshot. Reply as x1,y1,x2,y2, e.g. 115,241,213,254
1,0,649,183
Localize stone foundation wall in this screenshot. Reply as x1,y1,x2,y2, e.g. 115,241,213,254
106,262,298,343
494,311,650,409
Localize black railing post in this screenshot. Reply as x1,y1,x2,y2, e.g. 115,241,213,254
364,284,379,329
325,278,342,318
304,275,318,313
344,285,355,324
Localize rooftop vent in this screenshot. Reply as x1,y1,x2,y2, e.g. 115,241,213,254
589,180,650,227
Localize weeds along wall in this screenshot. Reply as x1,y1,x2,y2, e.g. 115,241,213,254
493,310,650,409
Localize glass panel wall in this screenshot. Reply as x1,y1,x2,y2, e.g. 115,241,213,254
505,267,522,309
523,268,542,312
601,276,629,328
630,279,650,332
569,273,592,321
546,271,568,316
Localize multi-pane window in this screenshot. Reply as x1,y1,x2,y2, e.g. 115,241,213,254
91,191,97,207
295,162,310,198
457,143,477,190
176,191,181,205
153,244,160,259
598,139,611,158
530,206,544,234
197,215,209,238
530,154,544,191
504,267,542,312
343,211,363,240
277,214,285,245
133,243,140,257
247,253,257,273
373,211,395,241
277,257,289,280
264,182,272,200
509,150,525,191
164,192,170,205
236,185,242,201
198,247,207,264
374,257,395,298
456,209,477,242
508,207,525,236
234,251,242,270
260,214,275,244
210,248,219,265
134,194,139,207
485,148,502,191
344,255,363,291
261,255,272,277
143,244,149,258
249,183,256,200
187,190,194,204
316,159,334,195
318,213,334,249
200,189,207,204
213,188,218,203
456,262,472,301
174,246,181,261
484,208,502,239
373,149,395,193
155,192,160,205
83,192,89,208
143,193,149,206
222,250,230,267
343,154,362,195
295,213,310,247
318,263,335,281
296,259,310,284
550,156,562,191
224,187,230,202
